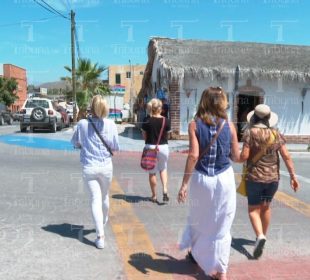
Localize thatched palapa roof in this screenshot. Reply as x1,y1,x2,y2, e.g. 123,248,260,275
138,37,310,99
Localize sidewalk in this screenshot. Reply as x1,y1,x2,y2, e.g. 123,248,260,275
117,123,309,153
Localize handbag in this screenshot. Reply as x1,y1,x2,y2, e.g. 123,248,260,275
88,117,113,156
237,165,247,196
140,117,166,170
237,130,276,196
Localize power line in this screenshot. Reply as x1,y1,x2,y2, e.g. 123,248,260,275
40,0,70,19
33,0,69,20
0,16,60,28
33,0,61,16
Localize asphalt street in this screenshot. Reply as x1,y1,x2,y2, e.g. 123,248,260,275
0,123,310,280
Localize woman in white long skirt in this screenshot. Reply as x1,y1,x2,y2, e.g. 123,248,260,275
178,87,240,280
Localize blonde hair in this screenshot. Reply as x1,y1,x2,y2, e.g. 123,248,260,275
195,87,228,125
91,95,109,118
147,98,162,116
246,127,279,148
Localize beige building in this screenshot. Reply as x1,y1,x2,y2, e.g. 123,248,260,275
108,64,145,105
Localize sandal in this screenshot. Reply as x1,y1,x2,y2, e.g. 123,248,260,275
163,193,169,202
150,197,158,203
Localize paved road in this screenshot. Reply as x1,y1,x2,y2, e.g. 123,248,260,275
0,124,310,279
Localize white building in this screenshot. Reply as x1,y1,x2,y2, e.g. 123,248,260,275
138,37,310,143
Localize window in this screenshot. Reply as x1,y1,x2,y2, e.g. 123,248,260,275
140,71,144,75
126,71,131,79
25,99,49,108
115,73,121,84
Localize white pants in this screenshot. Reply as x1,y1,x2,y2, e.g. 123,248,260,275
82,161,113,237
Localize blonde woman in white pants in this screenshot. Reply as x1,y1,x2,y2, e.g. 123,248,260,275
71,95,119,249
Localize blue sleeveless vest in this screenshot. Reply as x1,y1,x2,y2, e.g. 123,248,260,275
195,118,231,176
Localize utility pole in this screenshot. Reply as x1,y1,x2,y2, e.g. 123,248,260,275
70,10,77,123
129,59,133,122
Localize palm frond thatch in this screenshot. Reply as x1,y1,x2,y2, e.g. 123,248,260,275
138,37,310,99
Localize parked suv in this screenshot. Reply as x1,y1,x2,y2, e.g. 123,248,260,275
20,97,63,133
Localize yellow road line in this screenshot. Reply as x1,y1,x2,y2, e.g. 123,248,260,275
109,178,173,280
274,191,310,217
235,174,310,217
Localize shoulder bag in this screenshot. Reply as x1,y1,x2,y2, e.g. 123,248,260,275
140,117,166,170
88,117,113,156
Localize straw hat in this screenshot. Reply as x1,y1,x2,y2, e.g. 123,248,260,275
247,104,278,128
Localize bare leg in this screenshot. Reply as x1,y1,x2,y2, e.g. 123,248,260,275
159,169,168,194
248,205,263,237
213,272,227,280
260,202,271,236
149,173,157,200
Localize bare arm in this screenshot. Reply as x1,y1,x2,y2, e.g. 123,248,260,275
177,121,199,203
229,121,241,162
279,144,300,192
239,145,250,162
141,130,147,141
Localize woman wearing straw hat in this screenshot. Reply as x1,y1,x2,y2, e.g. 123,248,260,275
239,104,300,259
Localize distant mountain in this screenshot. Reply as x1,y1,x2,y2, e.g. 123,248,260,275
38,80,69,90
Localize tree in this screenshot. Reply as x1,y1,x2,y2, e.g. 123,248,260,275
0,77,18,107
62,58,110,110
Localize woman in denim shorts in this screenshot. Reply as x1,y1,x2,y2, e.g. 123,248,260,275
240,104,300,259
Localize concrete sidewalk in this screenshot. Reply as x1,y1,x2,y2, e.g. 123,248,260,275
116,123,309,153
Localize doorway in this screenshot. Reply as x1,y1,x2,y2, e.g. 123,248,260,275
237,94,260,140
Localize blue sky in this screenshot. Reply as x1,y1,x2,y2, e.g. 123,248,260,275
1,0,309,85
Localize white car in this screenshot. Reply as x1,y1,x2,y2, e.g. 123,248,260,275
65,101,79,122
20,98,63,133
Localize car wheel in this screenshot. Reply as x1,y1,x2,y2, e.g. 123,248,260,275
50,121,57,133
31,107,46,122
0,116,4,126
57,119,63,131
20,123,27,132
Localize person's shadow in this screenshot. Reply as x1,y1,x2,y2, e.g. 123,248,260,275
128,252,214,279
231,237,255,260
41,223,95,247
119,126,143,140
112,194,166,206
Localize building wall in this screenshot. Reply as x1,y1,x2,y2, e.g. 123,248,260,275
108,65,145,106
182,77,310,136
3,64,27,112
152,70,310,142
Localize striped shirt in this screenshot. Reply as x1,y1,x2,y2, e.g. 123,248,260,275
71,117,120,167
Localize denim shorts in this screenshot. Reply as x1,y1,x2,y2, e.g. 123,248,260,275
246,180,279,206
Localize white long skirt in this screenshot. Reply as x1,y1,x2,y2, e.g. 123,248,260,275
179,166,236,275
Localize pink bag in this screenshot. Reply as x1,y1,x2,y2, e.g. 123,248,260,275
140,147,158,170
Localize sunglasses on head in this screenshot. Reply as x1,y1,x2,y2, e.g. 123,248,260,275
210,86,222,90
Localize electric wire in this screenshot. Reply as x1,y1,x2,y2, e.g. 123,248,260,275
0,16,60,28
33,0,69,20
40,0,70,19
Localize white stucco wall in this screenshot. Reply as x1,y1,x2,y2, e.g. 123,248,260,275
262,80,310,135
178,76,310,136
179,76,234,134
